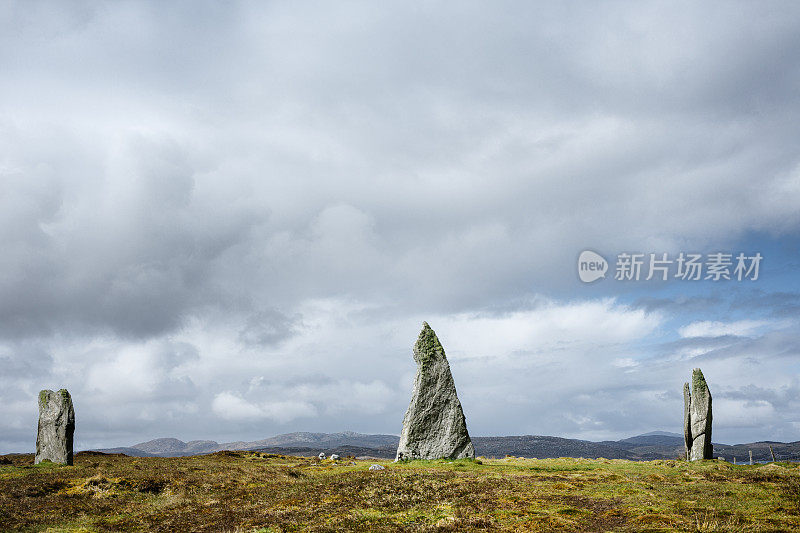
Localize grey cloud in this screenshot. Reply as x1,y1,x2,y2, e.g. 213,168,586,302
0,340,54,379
3,3,800,320
689,328,800,363
2,1,800,451
733,290,800,318
631,295,724,314
0,135,269,340
719,382,800,410
653,335,747,356
632,291,800,322
238,308,300,347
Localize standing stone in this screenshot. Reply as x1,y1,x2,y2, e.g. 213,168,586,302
683,368,712,461
396,322,475,461
35,389,75,465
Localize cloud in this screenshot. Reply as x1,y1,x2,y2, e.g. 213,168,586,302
631,295,723,314
212,393,268,421
238,308,300,347
427,298,662,361
2,2,800,451
212,392,317,423
678,320,772,338
83,339,199,400
713,398,777,431
735,291,800,319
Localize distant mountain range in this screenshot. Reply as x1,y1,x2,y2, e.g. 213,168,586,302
88,431,800,462
91,431,400,458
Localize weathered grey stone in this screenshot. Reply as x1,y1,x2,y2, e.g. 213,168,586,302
330,454,340,461
683,368,712,461
35,389,75,465
368,464,385,471
395,322,475,461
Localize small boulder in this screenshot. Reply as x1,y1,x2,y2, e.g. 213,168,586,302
330,454,340,461
318,452,326,459
369,464,385,471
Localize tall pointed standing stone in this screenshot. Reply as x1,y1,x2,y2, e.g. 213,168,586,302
683,368,712,461
35,389,75,465
396,322,475,461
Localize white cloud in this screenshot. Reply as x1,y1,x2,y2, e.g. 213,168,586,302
211,393,264,421
430,298,662,361
713,399,776,430
294,379,397,416
678,320,771,338
211,392,317,423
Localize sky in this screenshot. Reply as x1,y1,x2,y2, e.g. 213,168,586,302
2,1,800,453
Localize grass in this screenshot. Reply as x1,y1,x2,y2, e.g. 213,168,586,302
1,451,799,531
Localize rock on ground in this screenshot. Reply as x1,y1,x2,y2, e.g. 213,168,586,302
684,368,713,461
35,389,75,465
395,322,475,461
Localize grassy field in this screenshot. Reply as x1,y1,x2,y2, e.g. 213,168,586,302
1,451,799,532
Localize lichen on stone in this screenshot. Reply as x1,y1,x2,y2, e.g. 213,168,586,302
691,368,708,393
413,321,445,368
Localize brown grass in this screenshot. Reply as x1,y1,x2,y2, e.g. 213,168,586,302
1,452,799,531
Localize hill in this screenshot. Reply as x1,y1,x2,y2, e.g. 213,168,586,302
88,431,800,462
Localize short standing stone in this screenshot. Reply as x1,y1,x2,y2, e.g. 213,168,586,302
683,368,712,461
35,389,75,465
395,322,475,461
